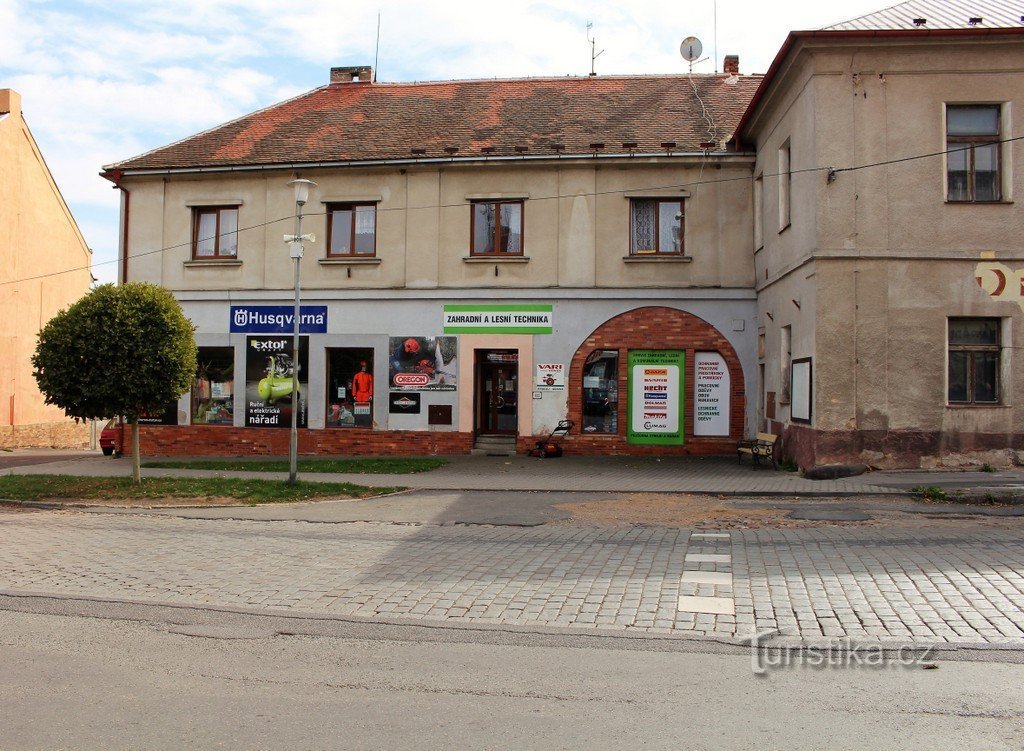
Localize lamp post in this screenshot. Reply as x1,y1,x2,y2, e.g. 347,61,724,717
285,178,317,485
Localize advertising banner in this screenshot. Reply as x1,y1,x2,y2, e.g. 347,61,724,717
535,363,565,391
443,304,553,334
694,351,730,436
138,402,179,425
627,350,685,445
245,335,308,427
230,305,327,334
389,336,458,391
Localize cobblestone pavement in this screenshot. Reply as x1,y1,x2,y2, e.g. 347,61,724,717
1,508,1022,648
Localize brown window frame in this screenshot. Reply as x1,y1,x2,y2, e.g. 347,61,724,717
191,206,239,260
946,105,1002,203
326,202,378,257
629,198,685,255
470,200,525,256
948,317,1001,405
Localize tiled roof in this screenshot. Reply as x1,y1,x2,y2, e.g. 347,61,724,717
825,0,1024,30
107,74,762,171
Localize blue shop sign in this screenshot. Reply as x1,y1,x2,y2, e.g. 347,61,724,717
230,305,328,334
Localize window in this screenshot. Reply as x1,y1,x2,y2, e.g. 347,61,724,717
192,347,234,424
326,348,374,427
582,350,619,434
780,325,792,405
778,142,791,230
630,199,683,254
471,201,523,255
327,203,377,256
948,318,1001,404
753,174,764,250
947,105,1001,202
192,207,238,259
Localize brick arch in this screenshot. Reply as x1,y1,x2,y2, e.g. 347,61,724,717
564,306,745,456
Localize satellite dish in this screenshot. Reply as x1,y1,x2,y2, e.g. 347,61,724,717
680,36,703,62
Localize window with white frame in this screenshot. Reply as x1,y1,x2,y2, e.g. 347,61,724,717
778,141,791,231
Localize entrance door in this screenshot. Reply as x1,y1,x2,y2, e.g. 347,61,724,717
476,351,518,434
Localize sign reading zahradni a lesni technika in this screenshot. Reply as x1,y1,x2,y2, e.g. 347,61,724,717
443,304,553,334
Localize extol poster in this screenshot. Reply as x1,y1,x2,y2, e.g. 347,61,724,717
627,350,685,445
245,335,308,427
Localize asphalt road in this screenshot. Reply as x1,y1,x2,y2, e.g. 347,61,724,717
1,596,1022,750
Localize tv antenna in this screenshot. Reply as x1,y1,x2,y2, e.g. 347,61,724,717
586,22,605,76
680,36,708,73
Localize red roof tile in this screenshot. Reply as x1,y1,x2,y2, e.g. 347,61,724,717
108,74,762,171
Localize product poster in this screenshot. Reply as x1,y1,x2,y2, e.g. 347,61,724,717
693,351,730,436
627,350,685,445
245,335,308,427
388,336,458,391
535,363,566,391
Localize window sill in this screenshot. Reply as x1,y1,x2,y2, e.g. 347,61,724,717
319,257,382,266
462,255,530,263
622,254,692,263
944,200,1014,206
184,259,242,268
945,403,1011,409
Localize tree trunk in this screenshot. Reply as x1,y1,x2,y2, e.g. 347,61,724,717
131,417,141,484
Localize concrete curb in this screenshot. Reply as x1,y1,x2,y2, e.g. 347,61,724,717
2,589,1020,655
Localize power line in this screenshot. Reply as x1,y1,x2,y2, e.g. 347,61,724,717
4,133,1022,288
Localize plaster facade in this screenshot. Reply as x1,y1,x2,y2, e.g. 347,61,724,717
115,156,758,456
743,35,1024,468
0,89,92,448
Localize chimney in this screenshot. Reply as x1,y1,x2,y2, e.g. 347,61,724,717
0,89,21,115
723,55,739,75
330,66,373,83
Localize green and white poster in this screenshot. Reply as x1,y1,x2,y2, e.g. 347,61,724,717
627,350,685,445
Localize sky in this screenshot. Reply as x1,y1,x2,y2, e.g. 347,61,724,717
1,0,889,285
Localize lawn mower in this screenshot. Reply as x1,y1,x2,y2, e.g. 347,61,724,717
528,419,574,458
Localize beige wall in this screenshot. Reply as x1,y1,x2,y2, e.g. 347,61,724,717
124,158,754,292
745,37,1024,462
0,89,92,442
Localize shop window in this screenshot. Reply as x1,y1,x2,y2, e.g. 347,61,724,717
192,207,238,259
192,347,234,424
327,203,377,256
630,199,683,255
327,348,375,427
948,318,1001,404
582,350,619,434
471,200,523,255
947,105,1001,202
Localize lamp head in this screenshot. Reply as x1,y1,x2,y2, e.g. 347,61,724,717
287,178,317,207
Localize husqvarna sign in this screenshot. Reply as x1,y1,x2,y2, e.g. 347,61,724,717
230,305,328,334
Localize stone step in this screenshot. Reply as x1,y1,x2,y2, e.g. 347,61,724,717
472,434,517,456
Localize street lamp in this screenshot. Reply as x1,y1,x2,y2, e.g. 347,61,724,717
284,178,317,484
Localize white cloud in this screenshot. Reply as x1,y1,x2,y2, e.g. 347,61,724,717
2,0,889,283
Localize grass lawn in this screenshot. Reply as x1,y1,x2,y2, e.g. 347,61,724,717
0,475,403,506
141,457,446,474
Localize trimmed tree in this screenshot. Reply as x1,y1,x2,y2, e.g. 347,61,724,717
32,283,197,483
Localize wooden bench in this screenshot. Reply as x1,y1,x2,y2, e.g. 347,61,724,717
737,432,779,470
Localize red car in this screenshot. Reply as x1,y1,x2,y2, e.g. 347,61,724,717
100,418,118,456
